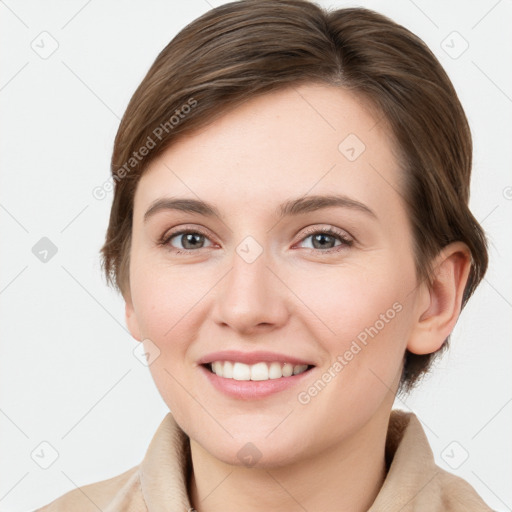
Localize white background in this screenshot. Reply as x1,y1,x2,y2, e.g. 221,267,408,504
0,1,511,511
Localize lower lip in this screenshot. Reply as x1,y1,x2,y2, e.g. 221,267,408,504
199,364,314,400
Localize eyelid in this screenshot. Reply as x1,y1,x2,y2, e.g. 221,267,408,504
159,224,354,253
297,224,353,241
293,225,354,251
159,224,214,247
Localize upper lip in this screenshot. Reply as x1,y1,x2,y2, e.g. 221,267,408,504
197,350,315,367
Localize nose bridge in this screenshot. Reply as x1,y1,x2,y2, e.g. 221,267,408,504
213,235,288,332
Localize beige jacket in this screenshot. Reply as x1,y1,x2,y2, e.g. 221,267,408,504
36,410,493,511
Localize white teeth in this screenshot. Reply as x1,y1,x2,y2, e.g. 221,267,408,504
293,364,308,375
212,361,223,377
223,361,233,378
250,362,268,381
282,363,293,377
232,362,251,381
268,362,282,379
208,361,310,380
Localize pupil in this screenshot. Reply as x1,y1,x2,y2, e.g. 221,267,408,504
183,233,203,249
313,233,334,249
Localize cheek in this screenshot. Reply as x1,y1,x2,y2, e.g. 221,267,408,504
130,259,208,343
130,263,206,415
291,257,414,384
302,261,407,333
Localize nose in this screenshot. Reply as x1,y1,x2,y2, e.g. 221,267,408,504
212,245,290,336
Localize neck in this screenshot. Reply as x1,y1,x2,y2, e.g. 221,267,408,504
188,409,390,512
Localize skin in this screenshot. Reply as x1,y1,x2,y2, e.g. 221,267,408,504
125,83,471,512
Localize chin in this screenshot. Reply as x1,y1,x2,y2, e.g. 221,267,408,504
209,440,305,469
196,426,313,468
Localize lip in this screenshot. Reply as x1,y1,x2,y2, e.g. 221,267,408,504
197,350,314,366
199,363,314,400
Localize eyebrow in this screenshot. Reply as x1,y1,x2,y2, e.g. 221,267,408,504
143,194,377,223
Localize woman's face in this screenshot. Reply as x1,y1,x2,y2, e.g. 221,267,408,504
126,83,426,466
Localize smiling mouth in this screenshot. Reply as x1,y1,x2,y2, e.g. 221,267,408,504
203,361,315,381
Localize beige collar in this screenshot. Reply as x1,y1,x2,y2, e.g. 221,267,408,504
138,409,491,511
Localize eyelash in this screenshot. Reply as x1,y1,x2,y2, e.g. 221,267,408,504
159,225,354,256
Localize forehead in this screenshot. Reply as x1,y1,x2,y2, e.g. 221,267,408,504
134,83,404,221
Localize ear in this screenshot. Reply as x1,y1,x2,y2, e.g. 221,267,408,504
407,242,472,355
125,292,142,342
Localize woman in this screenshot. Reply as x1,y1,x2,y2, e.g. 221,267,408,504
37,0,493,510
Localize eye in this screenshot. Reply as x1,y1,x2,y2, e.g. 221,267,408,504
160,228,214,254
296,226,353,253
159,225,353,255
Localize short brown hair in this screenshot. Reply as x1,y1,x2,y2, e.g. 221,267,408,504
100,0,488,392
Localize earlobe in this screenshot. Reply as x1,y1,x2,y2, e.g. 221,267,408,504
125,295,142,342
407,242,472,355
